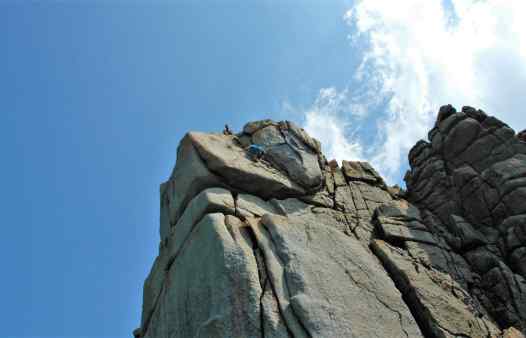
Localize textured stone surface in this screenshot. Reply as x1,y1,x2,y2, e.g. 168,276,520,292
374,202,438,246
142,214,262,338
263,122,323,189
189,132,306,197
286,121,322,154
165,187,235,258
140,188,236,331
252,125,285,147
265,143,322,189
161,135,226,238
299,189,334,208
405,105,526,335
136,111,526,337
372,239,501,338
243,119,276,135
342,160,386,187
255,213,422,338
236,193,278,218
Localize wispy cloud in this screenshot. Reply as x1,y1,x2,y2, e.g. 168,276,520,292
303,88,365,162
300,0,526,183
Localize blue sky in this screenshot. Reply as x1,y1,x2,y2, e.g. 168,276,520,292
2,1,524,337
1,2,355,337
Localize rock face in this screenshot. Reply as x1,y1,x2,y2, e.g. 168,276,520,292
135,114,526,338
404,106,526,335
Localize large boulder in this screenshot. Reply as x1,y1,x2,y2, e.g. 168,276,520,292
342,160,385,187
242,120,323,189
188,132,307,198
160,135,226,240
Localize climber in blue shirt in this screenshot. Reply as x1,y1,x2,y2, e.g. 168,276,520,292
247,144,265,161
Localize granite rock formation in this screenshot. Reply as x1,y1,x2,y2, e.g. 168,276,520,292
404,106,526,335
134,108,526,338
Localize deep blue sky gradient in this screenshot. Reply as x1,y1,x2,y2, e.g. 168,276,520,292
0,2,358,337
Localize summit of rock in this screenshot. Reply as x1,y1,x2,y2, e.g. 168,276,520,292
135,111,526,338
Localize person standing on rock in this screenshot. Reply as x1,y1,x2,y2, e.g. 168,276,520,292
223,124,233,135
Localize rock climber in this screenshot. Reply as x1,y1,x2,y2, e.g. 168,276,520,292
223,124,233,135
247,144,265,161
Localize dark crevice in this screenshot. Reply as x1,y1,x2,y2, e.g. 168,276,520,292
340,264,410,338
244,225,296,338
370,241,449,338
479,316,495,338
499,266,525,325
344,214,362,242
165,206,229,274
259,278,268,338
257,222,313,338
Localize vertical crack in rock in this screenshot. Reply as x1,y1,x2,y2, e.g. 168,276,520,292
260,279,268,338
370,240,443,338
246,218,312,338
258,212,423,337
342,263,411,338
258,223,313,338
246,224,293,338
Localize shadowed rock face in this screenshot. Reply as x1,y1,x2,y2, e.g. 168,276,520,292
135,114,526,338
404,106,526,334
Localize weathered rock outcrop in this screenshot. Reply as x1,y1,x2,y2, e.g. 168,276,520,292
404,106,526,335
135,113,526,338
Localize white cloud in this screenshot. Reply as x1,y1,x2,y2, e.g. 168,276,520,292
303,88,365,162
302,0,526,183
